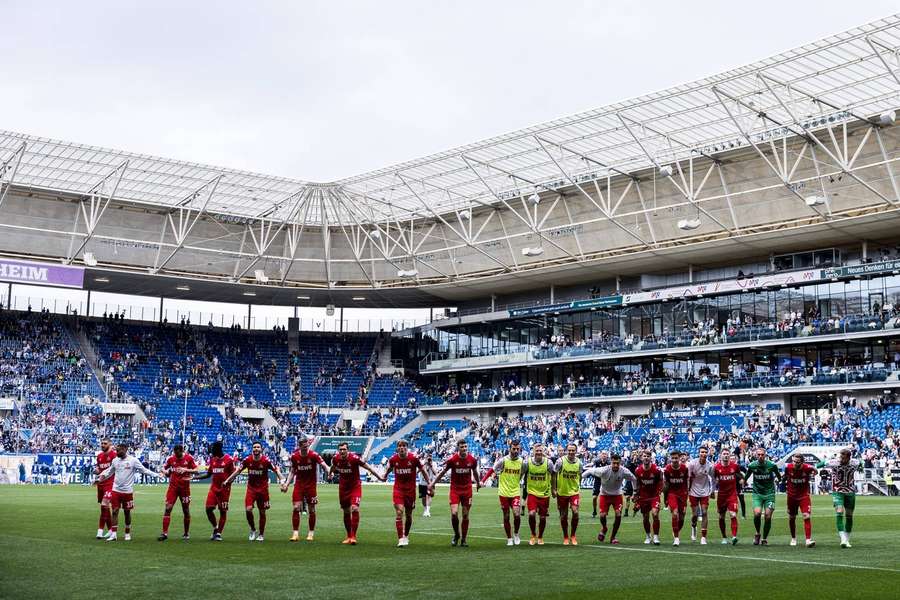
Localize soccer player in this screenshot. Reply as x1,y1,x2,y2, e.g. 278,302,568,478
663,450,689,546
746,447,781,545
429,439,481,547
418,453,437,517
552,442,582,545
158,443,199,541
784,453,816,547
582,453,636,545
193,440,234,540
94,443,165,542
222,441,284,542
382,440,431,547
522,442,552,545
93,437,117,539
818,448,860,548
327,441,384,545
590,450,609,518
481,440,524,546
713,448,743,545
634,450,663,545
687,446,715,545
281,436,329,542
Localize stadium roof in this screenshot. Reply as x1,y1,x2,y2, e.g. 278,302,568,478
3,14,900,227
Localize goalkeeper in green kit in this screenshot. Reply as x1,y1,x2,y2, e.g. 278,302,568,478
746,447,781,545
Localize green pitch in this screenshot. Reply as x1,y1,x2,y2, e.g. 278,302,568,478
1,485,899,600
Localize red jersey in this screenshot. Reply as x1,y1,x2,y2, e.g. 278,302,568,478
289,449,326,486
784,462,815,499
389,453,421,493
95,449,117,487
635,463,663,499
444,453,478,493
208,454,235,489
164,453,197,486
713,462,742,498
332,452,362,490
664,463,689,496
242,454,276,489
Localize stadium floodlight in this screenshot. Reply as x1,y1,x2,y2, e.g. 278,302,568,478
521,246,544,257
677,218,701,231
352,296,366,301
83,252,98,266
878,110,896,126
254,269,269,283
176,285,190,291
397,269,419,278
659,165,674,178
297,295,310,300
805,195,826,207
528,191,541,205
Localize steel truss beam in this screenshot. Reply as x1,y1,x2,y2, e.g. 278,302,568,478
234,187,311,281
0,142,25,210
154,175,224,273
65,161,129,265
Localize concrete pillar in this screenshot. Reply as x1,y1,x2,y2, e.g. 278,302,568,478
550,285,555,303
491,294,497,312
340,307,344,332
688,264,694,283
159,297,164,323
615,276,621,293
247,304,252,329
85,290,91,317
862,240,868,262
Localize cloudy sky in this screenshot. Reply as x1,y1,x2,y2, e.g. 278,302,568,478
4,2,897,183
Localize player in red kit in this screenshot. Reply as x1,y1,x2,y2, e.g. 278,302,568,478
281,436,329,542
327,442,384,545
222,441,284,542
634,450,663,545
93,437,117,539
158,443,199,541
662,450,689,546
194,441,234,540
784,453,816,547
382,440,432,547
713,448,743,545
429,439,481,547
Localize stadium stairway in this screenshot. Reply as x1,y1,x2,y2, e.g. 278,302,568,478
366,411,429,459
68,324,108,401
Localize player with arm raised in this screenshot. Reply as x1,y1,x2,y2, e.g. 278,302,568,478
747,447,781,545
523,442,552,545
281,436,329,542
382,439,431,547
583,453,636,545
94,443,165,542
713,448,743,545
552,442,582,545
193,441,234,540
663,450,689,546
327,441,384,545
785,453,816,547
428,438,480,547
93,437,117,539
480,440,524,546
221,441,284,542
158,443,199,541
818,448,861,548
687,446,715,545
634,450,663,545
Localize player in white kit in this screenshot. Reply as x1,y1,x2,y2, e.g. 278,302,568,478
582,453,636,545
95,443,164,542
687,446,716,545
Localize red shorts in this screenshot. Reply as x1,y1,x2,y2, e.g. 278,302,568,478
292,483,318,505
667,493,687,512
392,488,416,509
786,495,811,516
556,494,581,511
599,494,623,513
638,497,661,513
717,494,738,514
526,495,550,516
245,486,270,510
165,483,192,505
110,491,134,510
449,488,473,508
206,487,231,509
97,484,113,503
499,495,521,510
689,495,710,510
339,486,362,509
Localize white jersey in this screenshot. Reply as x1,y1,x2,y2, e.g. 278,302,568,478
687,458,716,497
418,461,436,485
582,465,636,496
98,455,159,494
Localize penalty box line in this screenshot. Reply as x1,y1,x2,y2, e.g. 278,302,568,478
413,530,900,574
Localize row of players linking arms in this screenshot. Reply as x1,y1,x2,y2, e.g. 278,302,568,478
91,437,863,549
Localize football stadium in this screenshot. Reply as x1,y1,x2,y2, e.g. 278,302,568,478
2,6,900,600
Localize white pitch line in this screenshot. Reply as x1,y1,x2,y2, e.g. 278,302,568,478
413,530,900,573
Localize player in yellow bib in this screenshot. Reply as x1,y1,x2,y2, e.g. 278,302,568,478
552,442,582,545
522,443,551,545
481,440,524,545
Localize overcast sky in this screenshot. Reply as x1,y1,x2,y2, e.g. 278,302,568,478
4,2,898,183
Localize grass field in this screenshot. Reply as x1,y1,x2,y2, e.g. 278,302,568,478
1,484,898,600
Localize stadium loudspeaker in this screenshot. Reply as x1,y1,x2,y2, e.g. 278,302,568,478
805,195,825,207
326,304,335,316
878,110,896,126
677,218,701,231
521,247,544,257
659,165,674,178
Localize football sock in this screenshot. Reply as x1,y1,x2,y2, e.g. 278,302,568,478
835,513,844,532
343,512,352,535
205,507,217,529
845,515,853,533
672,515,680,535
642,513,651,535
183,515,190,536
513,515,521,534
292,510,300,530
753,514,761,534
652,516,660,535
404,513,412,536
309,512,316,532
162,514,171,534
730,516,738,537
611,515,622,540
395,517,404,539
560,516,569,538
451,514,460,537
258,512,266,536
528,515,536,536
718,516,727,537
350,511,359,536
217,511,227,533
571,513,579,536
246,511,256,531
538,517,546,538
503,517,511,538
789,517,796,538
691,514,698,528
803,518,812,539
599,515,608,533
111,525,118,533
461,518,470,539
762,518,771,539
701,526,707,538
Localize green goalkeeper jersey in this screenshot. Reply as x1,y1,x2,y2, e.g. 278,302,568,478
747,460,779,495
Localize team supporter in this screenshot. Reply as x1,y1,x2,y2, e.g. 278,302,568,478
687,446,715,545
663,450,689,546
481,440,524,546
327,441,384,545
93,438,117,539
582,453,636,545
590,451,609,518
382,440,432,547
746,448,781,545
522,443,551,546
634,450,663,545
222,441,284,542
784,454,817,547
818,448,861,548
281,436,329,542
95,443,164,542
194,441,234,540
418,454,437,517
429,439,481,547
158,444,199,541
713,448,744,545
552,443,582,545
